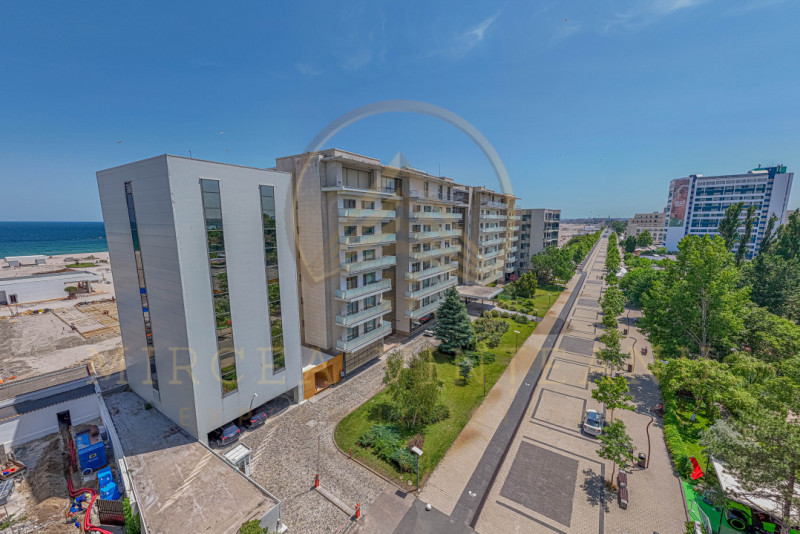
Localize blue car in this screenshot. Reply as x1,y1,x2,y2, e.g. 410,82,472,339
209,422,240,448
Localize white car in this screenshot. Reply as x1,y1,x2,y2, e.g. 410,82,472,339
583,409,604,436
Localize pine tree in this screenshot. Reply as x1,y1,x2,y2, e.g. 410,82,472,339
434,287,476,354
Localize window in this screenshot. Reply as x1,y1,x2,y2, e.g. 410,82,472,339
364,319,377,333
362,226,375,236
201,179,238,394
363,272,376,284
412,225,421,232
260,185,285,374
343,199,356,209
343,167,372,189
424,205,432,212
364,296,377,308
125,182,159,393
363,249,376,261
347,301,359,315
347,327,359,341
344,226,357,236
346,276,358,289
361,200,375,209
345,252,357,264
382,177,400,192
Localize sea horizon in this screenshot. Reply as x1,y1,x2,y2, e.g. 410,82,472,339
0,221,108,257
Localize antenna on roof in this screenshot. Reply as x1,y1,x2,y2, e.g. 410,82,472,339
189,150,193,159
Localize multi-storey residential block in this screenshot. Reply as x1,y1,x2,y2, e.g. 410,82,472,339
514,208,560,274
626,212,666,245
461,187,518,285
97,155,303,445
663,165,793,257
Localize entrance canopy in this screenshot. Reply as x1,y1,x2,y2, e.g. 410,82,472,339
712,458,800,521
456,284,503,301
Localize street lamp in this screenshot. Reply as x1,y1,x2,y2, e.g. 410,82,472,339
411,446,424,491
514,330,521,352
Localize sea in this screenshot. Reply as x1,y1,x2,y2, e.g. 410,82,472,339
0,221,107,257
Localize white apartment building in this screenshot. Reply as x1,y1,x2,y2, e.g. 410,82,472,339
514,208,560,274
663,165,793,257
626,212,666,245
97,155,303,444
461,187,518,285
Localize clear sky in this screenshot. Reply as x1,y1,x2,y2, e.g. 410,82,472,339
1,0,799,221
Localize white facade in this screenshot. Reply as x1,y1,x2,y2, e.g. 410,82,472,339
514,208,560,274
663,165,794,256
0,270,101,305
97,155,302,444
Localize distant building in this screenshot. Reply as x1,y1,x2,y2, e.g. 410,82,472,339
97,155,303,445
0,270,100,306
4,255,47,267
663,165,793,258
626,212,666,245
514,208,560,274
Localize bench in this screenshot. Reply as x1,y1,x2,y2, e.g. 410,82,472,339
619,487,629,509
617,471,627,488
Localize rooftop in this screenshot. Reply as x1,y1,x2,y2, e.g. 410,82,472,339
0,270,101,284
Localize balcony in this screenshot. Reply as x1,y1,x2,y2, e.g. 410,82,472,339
509,234,520,241
336,301,392,327
336,322,393,353
506,226,520,232
509,246,518,253
340,255,397,274
335,278,392,302
505,256,518,263
480,213,506,220
405,262,459,281
479,237,505,247
338,208,396,220
479,226,503,234
409,229,461,241
482,201,509,210
504,265,516,273
509,215,522,220
322,185,400,197
408,211,461,221
477,263,500,274
410,245,461,261
339,233,396,247
405,276,458,300
408,190,461,203
478,249,504,261
405,299,444,319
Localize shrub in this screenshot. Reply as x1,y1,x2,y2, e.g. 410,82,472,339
359,424,429,473
482,351,495,364
123,498,141,534
513,314,529,324
491,310,500,318
501,312,512,319
663,424,692,478
367,401,400,423
482,310,492,319
240,520,269,534
421,404,450,424
407,433,425,451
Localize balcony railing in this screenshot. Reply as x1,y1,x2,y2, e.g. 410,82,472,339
405,276,458,300
480,213,506,220
336,322,393,353
479,237,505,247
482,201,509,209
408,211,461,220
504,265,517,273
506,226,520,232
410,245,461,260
340,255,397,273
404,262,459,281
509,215,522,220
405,299,444,319
335,278,392,302
338,208,396,220
477,263,500,274
505,256,518,263
409,229,461,241
508,246,518,253
479,226,503,234
336,301,392,327
478,249,504,261
339,233,396,247
409,190,462,203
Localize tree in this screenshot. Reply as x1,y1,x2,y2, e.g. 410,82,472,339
434,288,475,354
636,230,653,248
623,235,637,253
382,350,443,428
640,235,749,359
592,375,634,421
239,520,269,534
597,420,636,483
738,304,800,363
717,202,744,251
735,205,758,266
619,267,659,308
516,271,538,299
458,358,473,384
650,357,741,417
64,286,78,295
601,285,625,319
774,210,800,260
596,327,629,373
611,220,626,235
701,409,800,529
743,252,800,320
759,214,779,255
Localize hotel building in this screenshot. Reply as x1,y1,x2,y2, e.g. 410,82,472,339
97,155,303,444
513,208,560,274
663,165,793,257
626,212,666,245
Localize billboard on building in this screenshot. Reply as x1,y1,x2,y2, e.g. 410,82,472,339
668,178,690,227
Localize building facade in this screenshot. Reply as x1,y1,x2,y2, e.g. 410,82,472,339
460,187,518,285
97,155,303,444
626,212,666,245
514,208,560,274
663,165,793,257
0,270,101,305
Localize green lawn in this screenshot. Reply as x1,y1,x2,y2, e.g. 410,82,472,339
66,262,96,268
334,318,537,486
671,396,720,486
495,286,563,318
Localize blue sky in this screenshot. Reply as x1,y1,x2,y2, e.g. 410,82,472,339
1,0,799,221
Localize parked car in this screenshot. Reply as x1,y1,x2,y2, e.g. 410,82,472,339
582,409,604,436
423,329,435,337
209,422,240,447
419,314,434,323
242,406,269,429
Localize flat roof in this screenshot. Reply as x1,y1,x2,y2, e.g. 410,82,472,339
0,270,101,284
4,255,47,261
456,284,503,300
0,366,91,403
712,458,799,520
105,391,277,533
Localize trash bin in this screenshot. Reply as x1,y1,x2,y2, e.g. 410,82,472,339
638,453,647,468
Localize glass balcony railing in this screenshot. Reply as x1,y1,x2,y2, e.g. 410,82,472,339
340,255,397,273
479,238,505,247
508,246,518,253
478,249,504,261
336,322,393,353
335,301,392,327
408,211,461,220
506,226,520,232
334,278,392,301
338,208,396,220
409,229,461,241
410,245,461,260
480,213,506,220
482,201,509,209
404,262,459,281
405,276,458,300
477,263,500,274
339,233,396,247
404,299,444,319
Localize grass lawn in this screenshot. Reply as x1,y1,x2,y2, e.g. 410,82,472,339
671,396,719,485
495,285,563,319
334,318,537,486
66,262,96,268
